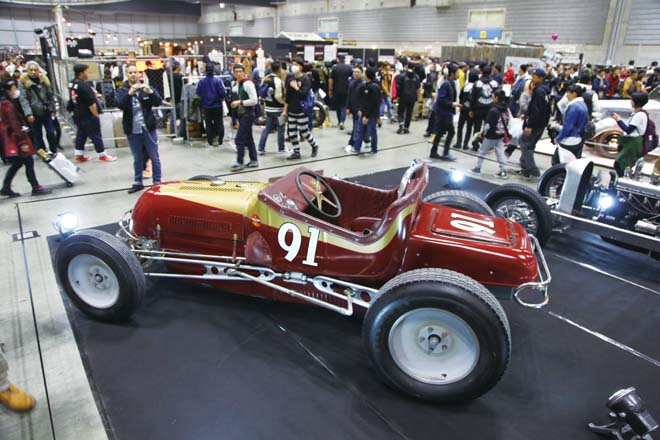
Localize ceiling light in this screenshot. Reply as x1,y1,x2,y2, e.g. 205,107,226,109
210,38,214,42
219,2,225,8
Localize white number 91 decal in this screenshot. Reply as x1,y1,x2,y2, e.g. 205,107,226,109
277,223,320,266
449,212,496,235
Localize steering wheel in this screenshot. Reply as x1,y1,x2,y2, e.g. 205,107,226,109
295,171,342,219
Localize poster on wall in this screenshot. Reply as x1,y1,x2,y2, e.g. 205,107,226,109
505,56,545,71
304,45,315,62
324,44,337,62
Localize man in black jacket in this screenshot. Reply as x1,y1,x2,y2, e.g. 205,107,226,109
518,68,551,179
116,64,163,193
351,67,381,154
345,66,365,151
329,55,353,129
469,66,499,150
396,63,420,134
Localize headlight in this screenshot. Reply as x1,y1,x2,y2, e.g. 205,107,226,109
598,194,615,211
53,212,79,239
450,170,465,184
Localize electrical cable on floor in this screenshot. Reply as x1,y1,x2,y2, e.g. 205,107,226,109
15,202,57,440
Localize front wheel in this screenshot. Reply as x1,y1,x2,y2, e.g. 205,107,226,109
56,229,146,321
537,163,567,198
363,269,510,403
485,183,553,246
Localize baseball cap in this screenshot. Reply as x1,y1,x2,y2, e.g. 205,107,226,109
532,68,547,78
482,66,492,75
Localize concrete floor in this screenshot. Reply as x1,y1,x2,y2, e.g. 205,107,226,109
0,116,555,440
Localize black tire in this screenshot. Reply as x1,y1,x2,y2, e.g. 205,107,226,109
188,175,218,181
363,268,510,403
537,163,567,198
312,102,326,128
56,229,145,321
423,190,495,216
485,183,553,246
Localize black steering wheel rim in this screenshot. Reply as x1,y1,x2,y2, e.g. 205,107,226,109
295,170,342,219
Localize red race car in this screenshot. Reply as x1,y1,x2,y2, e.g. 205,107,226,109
55,160,550,403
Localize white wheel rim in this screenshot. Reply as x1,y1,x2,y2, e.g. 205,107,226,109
67,254,120,309
388,308,480,385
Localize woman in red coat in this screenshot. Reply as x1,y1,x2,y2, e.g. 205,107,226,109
503,63,516,86
0,79,51,197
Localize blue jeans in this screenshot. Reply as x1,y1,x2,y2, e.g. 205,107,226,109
380,96,395,119
127,130,162,185
349,112,370,146
235,112,257,164
333,93,347,124
74,117,105,155
258,113,285,152
353,117,378,153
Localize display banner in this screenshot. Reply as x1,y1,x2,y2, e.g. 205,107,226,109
505,56,545,71
304,45,315,62
324,44,337,62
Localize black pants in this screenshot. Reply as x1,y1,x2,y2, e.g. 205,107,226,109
471,110,487,149
235,112,257,164
31,113,60,152
203,107,224,146
455,110,474,148
398,100,414,129
74,117,105,154
425,111,436,135
3,155,38,189
430,117,455,157
551,142,583,166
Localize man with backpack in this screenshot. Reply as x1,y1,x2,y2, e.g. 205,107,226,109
284,58,319,160
196,62,227,149
257,61,286,155
469,65,499,150
395,62,420,134
469,89,510,179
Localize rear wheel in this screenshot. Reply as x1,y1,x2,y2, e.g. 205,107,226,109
423,190,495,216
537,164,567,198
56,230,145,321
363,269,510,403
592,131,620,159
485,183,553,246
188,175,218,181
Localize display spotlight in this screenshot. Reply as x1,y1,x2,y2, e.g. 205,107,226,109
444,169,465,189
53,212,79,239
598,194,615,211
589,387,658,439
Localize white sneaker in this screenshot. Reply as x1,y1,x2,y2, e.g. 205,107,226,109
206,144,214,149
344,145,358,154
218,144,223,149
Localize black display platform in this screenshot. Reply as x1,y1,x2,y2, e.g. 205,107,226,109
47,167,660,440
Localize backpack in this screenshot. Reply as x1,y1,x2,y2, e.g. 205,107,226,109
258,74,274,99
641,110,659,156
496,108,511,143
510,76,526,101
300,89,315,115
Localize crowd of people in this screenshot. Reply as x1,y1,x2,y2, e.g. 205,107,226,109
1,51,659,199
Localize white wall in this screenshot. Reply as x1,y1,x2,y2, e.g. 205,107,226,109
200,0,616,63
0,5,199,51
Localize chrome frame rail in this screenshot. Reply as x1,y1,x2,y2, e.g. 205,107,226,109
512,235,552,309
135,249,375,316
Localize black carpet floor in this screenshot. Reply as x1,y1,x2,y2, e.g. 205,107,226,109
47,166,660,440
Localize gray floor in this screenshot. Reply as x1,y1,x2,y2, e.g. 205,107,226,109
0,116,554,440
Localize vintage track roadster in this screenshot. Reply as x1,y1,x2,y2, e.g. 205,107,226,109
55,160,550,403
537,158,660,258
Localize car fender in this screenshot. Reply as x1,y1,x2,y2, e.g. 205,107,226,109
557,158,594,215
